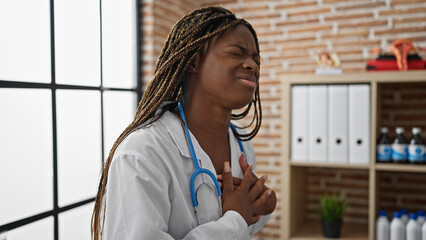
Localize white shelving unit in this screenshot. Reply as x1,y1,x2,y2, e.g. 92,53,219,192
279,70,426,240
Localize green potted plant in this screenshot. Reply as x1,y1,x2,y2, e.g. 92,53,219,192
320,194,348,238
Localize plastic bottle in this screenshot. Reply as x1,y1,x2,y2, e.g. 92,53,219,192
377,127,392,163
407,213,420,240
422,221,426,240
392,127,408,163
418,210,425,227
391,211,405,240
402,209,409,225
408,128,425,164
377,210,390,240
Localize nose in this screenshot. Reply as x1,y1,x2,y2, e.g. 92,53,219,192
242,58,259,72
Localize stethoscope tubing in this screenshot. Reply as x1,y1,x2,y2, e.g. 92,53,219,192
178,100,247,209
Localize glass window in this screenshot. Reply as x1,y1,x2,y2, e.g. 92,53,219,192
0,89,53,225
103,91,137,157
0,0,51,83
6,217,53,240
102,0,137,88
54,0,101,86
56,90,102,207
59,203,93,240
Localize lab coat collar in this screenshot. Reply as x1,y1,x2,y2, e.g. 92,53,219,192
157,102,207,161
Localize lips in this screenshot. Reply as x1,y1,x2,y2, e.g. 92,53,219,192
237,74,257,83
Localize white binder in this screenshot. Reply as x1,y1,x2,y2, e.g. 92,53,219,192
291,85,308,161
328,85,349,163
348,84,370,164
308,85,328,162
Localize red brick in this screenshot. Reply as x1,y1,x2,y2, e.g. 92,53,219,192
288,8,331,17
322,30,369,39
334,39,381,47
375,26,426,36
230,5,269,12
392,0,426,6
337,2,386,11
275,36,316,43
325,12,373,21
275,1,317,10
339,20,387,29
244,13,281,20
276,18,319,27
380,7,426,16
288,25,333,33
393,16,426,25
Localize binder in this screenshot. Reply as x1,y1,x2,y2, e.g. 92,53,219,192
348,84,370,164
328,85,349,163
308,85,328,162
291,85,308,161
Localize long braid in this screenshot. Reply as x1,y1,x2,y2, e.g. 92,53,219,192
91,7,262,240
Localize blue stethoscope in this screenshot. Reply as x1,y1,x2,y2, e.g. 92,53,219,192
177,100,247,216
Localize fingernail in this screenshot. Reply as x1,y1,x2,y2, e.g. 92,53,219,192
224,162,231,172
267,189,272,196
261,175,268,182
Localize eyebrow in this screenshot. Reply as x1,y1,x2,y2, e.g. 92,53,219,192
228,44,260,58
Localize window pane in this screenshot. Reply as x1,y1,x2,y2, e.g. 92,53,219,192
6,217,53,240
0,0,51,82
102,0,137,88
56,90,101,207
103,91,136,157
0,89,53,225
54,0,100,86
59,203,93,240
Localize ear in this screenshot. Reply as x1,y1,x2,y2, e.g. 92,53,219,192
187,53,200,73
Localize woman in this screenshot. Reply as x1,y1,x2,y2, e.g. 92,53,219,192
92,6,277,239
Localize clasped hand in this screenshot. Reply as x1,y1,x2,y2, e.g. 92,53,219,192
218,153,277,225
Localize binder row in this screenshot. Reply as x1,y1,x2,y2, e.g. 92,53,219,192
291,84,370,164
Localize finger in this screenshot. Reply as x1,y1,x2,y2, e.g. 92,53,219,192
222,162,234,194
233,177,242,186
249,175,267,201
239,152,248,172
238,165,253,192
216,174,222,181
253,189,272,212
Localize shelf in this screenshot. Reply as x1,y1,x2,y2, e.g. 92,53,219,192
375,163,426,173
291,221,368,240
290,161,370,170
284,70,426,85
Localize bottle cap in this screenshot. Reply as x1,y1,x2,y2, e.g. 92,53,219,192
381,127,388,134
401,209,408,215
396,127,404,134
418,210,425,217
394,211,401,218
410,213,417,220
412,127,421,134
379,210,387,217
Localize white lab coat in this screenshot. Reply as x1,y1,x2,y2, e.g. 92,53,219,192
103,105,270,239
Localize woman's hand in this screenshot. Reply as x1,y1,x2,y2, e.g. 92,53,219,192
218,153,277,216
221,161,269,225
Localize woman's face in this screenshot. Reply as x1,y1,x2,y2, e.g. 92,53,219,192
190,24,260,110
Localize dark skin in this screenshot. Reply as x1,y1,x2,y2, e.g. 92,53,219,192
183,24,276,225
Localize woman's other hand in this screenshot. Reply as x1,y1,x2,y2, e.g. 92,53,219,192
221,162,268,225
218,153,277,216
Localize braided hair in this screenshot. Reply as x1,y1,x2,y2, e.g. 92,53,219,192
91,6,262,239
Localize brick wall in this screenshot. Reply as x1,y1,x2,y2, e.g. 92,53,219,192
141,1,426,239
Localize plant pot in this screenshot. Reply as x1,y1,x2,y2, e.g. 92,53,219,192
321,220,343,238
